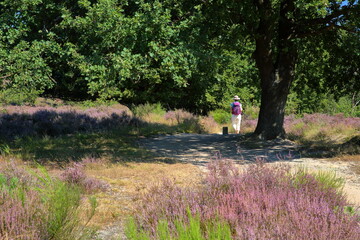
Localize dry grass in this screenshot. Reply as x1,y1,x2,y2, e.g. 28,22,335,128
83,161,202,228
326,155,360,178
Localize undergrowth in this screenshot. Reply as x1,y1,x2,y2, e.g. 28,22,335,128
0,160,98,239
128,160,360,239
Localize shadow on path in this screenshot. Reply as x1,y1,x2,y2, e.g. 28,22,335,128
139,133,301,166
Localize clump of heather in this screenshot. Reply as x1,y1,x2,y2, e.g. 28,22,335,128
200,116,220,133
285,113,360,143
0,161,96,239
60,161,109,193
241,117,258,133
131,160,360,239
0,173,44,239
164,109,196,125
0,105,142,140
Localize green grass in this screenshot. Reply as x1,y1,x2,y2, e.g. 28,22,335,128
0,164,97,239
125,212,232,240
292,167,345,193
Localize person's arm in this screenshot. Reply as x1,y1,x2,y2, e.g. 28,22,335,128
230,103,233,113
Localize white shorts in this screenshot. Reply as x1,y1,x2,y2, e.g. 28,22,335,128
231,114,242,131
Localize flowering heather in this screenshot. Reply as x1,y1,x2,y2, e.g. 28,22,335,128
285,113,360,143
0,105,142,140
60,161,109,193
0,161,95,239
0,187,44,240
132,160,360,239
164,109,196,124
200,116,220,133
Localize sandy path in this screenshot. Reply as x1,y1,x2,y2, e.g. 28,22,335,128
139,133,360,206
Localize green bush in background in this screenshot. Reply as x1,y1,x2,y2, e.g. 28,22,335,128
209,109,230,124
0,89,41,106
131,102,166,118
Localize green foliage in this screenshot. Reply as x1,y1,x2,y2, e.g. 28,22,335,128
30,166,96,240
314,170,345,193
318,95,360,117
0,88,41,106
209,109,230,124
0,0,358,117
292,167,345,193
125,212,232,240
0,143,11,155
131,102,166,118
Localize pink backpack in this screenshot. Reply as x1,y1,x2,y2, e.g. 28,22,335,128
232,102,242,115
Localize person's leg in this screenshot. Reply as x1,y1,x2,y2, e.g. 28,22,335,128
232,115,240,134
237,114,242,134
231,115,238,133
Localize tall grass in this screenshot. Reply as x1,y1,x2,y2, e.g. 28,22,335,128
285,113,360,145
125,211,232,240
0,161,97,239
129,160,360,239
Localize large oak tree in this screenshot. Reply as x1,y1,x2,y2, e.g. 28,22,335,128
197,0,359,139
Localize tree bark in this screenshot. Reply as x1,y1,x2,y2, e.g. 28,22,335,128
252,0,297,140
253,51,296,139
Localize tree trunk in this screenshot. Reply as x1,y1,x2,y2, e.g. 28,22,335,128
252,0,297,140
253,53,295,139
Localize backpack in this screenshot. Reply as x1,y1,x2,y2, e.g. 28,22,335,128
232,102,242,115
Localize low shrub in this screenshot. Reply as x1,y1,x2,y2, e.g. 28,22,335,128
209,109,230,124
200,116,220,133
0,105,142,140
60,161,109,193
0,89,40,106
0,161,97,240
164,109,195,125
131,103,166,119
130,160,360,239
285,113,360,144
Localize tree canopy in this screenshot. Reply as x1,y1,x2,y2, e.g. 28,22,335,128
0,0,359,136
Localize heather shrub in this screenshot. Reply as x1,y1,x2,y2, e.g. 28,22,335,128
60,161,109,193
0,162,96,240
0,105,142,140
131,160,360,239
285,113,360,144
240,117,257,133
164,109,195,125
200,116,220,133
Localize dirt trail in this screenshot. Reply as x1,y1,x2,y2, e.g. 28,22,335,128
139,133,360,206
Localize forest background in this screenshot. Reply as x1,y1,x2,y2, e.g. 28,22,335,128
0,0,359,118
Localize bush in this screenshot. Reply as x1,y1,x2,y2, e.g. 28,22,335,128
209,109,230,124
0,88,40,106
60,161,109,193
0,162,96,240
285,113,360,144
130,160,360,239
131,103,166,118
0,105,139,140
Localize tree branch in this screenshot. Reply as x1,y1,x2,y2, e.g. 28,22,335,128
294,3,360,37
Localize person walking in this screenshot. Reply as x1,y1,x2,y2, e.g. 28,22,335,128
230,95,243,134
